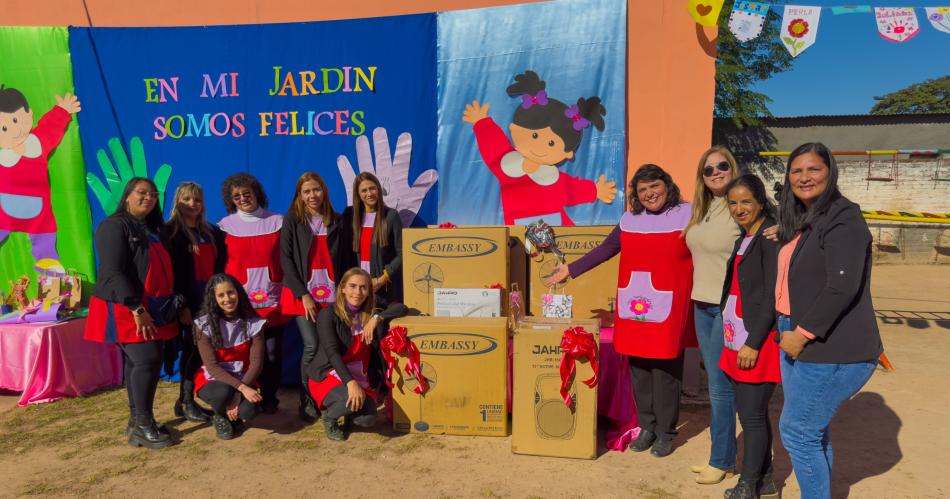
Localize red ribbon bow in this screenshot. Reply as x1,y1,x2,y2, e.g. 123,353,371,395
438,222,458,228
558,326,599,407
381,326,428,395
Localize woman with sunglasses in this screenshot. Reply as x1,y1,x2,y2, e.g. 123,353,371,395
683,146,743,485
219,173,288,414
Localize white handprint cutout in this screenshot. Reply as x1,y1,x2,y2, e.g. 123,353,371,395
336,127,439,227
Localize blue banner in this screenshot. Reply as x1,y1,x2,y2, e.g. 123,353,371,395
437,0,627,226
69,15,438,228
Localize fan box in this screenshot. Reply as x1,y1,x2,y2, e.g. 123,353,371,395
389,316,509,436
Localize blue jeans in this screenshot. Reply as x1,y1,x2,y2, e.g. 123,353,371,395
778,340,876,499
693,301,736,469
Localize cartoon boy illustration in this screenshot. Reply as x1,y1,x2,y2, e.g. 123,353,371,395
0,86,81,261
463,70,617,225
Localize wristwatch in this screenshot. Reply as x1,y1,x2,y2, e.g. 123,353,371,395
372,313,382,322
132,306,146,317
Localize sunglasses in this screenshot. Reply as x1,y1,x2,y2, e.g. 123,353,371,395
703,161,731,177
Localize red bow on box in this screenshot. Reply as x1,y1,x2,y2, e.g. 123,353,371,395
381,326,428,395
438,222,457,228
559,326,599,407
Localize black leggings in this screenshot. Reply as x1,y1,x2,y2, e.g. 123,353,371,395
318,384,377,425
629,355,684,441
197,381,260,420
259,324,284,406
177,326,203,401
734,380,776,482
120,341,165,418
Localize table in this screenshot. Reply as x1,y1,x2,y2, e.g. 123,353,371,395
0,318,123,406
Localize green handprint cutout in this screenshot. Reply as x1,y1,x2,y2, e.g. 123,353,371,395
85,136,173,214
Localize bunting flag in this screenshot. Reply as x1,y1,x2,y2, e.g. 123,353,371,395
729,1,770,42
688,0,725,26
925,7,950,34
875,7,921,42
780,5,821,57
831,5,872,15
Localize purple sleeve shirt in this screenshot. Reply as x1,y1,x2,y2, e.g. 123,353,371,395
567,224,621,278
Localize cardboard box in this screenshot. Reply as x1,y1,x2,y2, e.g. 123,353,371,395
404,227,509,316
512,317,600,459
433,288,501,317
390,316,509,436
527,226,618,326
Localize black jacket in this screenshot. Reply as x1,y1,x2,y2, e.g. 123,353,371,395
305,301,408,383
719,217,779,351
91,213,159,308
342,206,403,303
279,211,352,299
160,223,227,312
786,194,883,363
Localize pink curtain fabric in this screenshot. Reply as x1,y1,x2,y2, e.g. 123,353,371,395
0,318,122,406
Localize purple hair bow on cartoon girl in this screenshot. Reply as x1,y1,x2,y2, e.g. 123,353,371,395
521,90,548,109
565,105,590,131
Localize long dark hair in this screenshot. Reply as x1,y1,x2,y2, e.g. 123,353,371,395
351,172,389,252
114,177,164,232
629,164,682,214
725,174,776,223
197,273,257,349
506,70,605,161
777,142,841,243
221,172,268,214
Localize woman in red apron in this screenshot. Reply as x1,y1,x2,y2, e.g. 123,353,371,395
305,268,407,441
86,177,179,449
279,172,351,422
718,175,781,499
218,173,287,414
342,172,403,307
193,273,266,440
162,181,227,423
549,164,694,458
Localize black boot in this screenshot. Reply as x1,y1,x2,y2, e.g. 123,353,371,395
629,429,656,452
322,416,345,441
212,414,235,440
757,469,779,498
298,388,319,423
724,479,758,499
128,414,172,449
175,380,211,422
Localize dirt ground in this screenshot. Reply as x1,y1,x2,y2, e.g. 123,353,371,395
1,264,948,498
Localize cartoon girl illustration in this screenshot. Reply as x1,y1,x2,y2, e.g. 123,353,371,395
463,70,617,225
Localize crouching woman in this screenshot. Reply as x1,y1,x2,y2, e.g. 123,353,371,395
306,268,407,440
193,273,266,440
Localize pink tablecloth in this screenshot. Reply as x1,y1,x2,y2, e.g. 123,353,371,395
507,326,638,452
0,318,123,406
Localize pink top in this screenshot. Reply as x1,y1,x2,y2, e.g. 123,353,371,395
774,233,815,339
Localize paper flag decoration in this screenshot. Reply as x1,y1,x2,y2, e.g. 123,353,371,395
831,5,872,15
875,7,921,43
925,7,950,34
729,1,770,42
688,0,725,27
780,5,821,57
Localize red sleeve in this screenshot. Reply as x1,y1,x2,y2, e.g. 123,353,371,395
34,106,72,158
472,117,515,180
559,172,598,207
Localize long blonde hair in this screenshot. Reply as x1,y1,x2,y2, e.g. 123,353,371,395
290,172,338,226
686,145,741,232
167,181,216,254
333,268,375,328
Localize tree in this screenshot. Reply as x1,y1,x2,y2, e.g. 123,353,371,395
713,6,794,154
870,76,950,115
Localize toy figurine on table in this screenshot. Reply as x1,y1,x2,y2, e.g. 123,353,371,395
463,70,617,226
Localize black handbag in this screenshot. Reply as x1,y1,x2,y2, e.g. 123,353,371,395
146,294,185,327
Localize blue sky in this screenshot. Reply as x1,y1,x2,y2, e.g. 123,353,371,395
748,2,950,116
